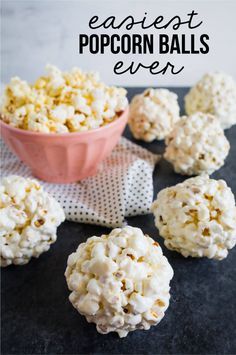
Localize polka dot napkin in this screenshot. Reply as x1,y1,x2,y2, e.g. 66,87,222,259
1,138,160,228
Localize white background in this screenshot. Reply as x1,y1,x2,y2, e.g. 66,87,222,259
1,0,236,87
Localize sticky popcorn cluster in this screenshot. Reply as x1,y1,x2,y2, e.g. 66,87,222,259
185,72,236,129
65,226,173,337
128,88,180,141
152,175,236,260
164,112,230,176
0,65,128,133
0,176,65,266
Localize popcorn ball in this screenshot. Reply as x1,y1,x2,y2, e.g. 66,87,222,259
164,112,230,176
65,226,173,337
128,88,180,141
0,65,128,133
185,72,236,129
151,175,236,260
0,176,65,266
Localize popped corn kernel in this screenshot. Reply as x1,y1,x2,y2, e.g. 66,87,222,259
50,104,75,124
65,226,173,337
185,72,236,129
0,65,128,133
128,88,180,142
27,112,50,133
164,112,230,176
0,175,65,267
151,175,236,260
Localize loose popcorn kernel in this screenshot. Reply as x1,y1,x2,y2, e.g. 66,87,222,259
65,226,173,337
185,72,236,129
164,112,230,176
128,88,180,142
0,65,128,133
0,175,65,267
151,175,236,260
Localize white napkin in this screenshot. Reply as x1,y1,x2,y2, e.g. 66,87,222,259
0,138,160,228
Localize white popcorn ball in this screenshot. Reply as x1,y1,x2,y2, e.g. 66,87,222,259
128,88,180,142
164,112,230,176
65,226,173,338
185,72,236,129
0,176,65,267
151,175,236,260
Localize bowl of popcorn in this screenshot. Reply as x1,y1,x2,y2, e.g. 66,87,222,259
0,65,128,183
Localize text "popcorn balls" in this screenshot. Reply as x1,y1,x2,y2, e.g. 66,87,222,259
128,88,180,142
65,226,173,337
164,112,230,176
0,176,65,267
185,72,236,129
151,175,236,260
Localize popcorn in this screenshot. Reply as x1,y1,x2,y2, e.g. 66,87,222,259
151,175,236,260
185,72,236,129
0,175,65,266
65,226,173,338
128,88,180,141
27,112,50,133
50,104,75,123
0,65,128,133
73,94,92,115
67,114,86,132
164,112,230,176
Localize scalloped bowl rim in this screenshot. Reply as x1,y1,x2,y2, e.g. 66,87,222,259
0,106,129,137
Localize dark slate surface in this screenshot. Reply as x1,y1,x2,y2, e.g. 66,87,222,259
1,88,236,355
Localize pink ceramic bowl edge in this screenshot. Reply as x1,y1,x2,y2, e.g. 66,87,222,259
0,107,129,183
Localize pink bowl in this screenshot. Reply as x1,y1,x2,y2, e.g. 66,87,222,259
0,108,129,183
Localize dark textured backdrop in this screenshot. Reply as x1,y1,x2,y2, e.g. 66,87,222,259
2,88,236,355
